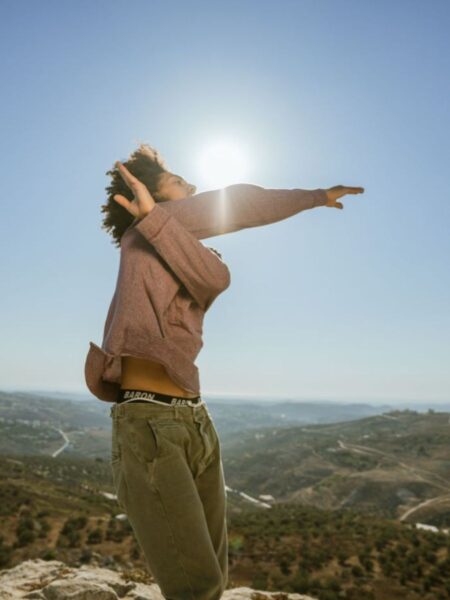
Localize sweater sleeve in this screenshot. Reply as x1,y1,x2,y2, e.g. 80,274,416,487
134,203,231,311
148,183,328,240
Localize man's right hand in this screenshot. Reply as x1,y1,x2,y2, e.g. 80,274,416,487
325,185,365,209
112,161,157,219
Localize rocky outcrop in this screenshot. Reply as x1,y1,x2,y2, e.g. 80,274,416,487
0,559,318,599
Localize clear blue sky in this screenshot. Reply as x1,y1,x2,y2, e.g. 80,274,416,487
1,0,449,403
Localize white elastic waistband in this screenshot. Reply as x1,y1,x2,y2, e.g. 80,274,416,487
119,397,205,408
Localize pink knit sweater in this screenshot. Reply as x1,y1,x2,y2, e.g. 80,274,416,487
84,183,328,402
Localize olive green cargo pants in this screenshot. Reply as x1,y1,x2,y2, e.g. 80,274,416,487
109,400,228,600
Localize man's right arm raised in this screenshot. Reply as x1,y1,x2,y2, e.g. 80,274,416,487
155,183,329,240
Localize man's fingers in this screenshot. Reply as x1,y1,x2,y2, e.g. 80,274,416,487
113,194,138,216
113,194,131,209
115,161,142,189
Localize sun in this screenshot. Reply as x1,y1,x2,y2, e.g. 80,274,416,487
196,139,250,189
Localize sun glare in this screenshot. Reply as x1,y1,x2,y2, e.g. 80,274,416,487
197,139,250,189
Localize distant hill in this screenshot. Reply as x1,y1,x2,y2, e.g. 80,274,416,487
1,391,450,524
222,408,450,526
0,390,111,458
0,389,429,457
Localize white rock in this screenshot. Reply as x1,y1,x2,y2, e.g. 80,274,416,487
0,559,318,599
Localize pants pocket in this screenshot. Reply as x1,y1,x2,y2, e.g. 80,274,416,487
199,417,221,468
122,417,161,464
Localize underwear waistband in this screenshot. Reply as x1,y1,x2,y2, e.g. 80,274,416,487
117,388,203,407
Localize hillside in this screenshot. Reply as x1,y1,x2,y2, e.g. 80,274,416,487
222,409,450,524
0,454,450,599
1,392,450,598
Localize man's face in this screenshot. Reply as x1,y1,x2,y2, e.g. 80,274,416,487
156,171,197,202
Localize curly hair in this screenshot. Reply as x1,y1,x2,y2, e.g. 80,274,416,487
100,142,170,247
